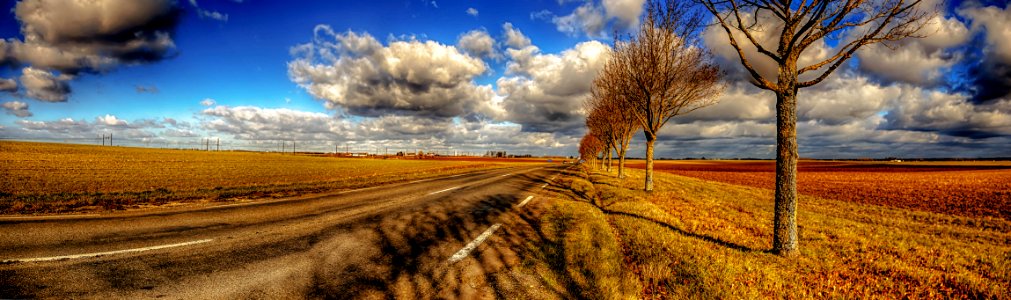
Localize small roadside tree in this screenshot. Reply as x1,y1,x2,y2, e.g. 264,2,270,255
579,133,606,169
587,78,641,178
582,109,610,170
604,0,724,191
696,0,935,256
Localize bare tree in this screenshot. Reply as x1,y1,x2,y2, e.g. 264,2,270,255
697,0,935,256
590,125,614,171
587,76,641,178
585,105,614,172
603,0,724,191
586,103,614,170
579,133,606,168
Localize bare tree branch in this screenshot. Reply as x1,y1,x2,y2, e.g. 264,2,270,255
596,0,725,190
700,1,778,90
695,0,936,256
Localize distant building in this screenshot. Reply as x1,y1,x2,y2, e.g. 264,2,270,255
484,151,507,158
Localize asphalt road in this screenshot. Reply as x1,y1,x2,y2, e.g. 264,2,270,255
0,164,565,299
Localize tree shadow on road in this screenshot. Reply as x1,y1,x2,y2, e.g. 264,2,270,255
307,170,583,299
0,167,591,299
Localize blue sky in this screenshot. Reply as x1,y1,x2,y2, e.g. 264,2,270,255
0,0,586,120
1,0,1010,158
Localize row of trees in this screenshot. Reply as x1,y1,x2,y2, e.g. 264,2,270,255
579,0,932,256
581,0,724,190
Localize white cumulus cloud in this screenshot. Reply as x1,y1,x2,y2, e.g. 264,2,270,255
2,101,32,118
496,40,611,133
457,29,498,59
288,26,494,119
503,23,532,49
19,67,72,102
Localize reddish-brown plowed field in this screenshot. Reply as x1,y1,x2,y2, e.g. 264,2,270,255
428,156,568,163
627,160,1011,219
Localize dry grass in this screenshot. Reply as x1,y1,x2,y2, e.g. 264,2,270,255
0,141,504,214
516,167,641,299
538,164,1011,298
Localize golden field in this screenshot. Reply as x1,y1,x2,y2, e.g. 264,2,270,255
523,164,1010,298
0,141,504,214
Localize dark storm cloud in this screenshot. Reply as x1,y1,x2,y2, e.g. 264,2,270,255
966,58,1011,103
0,0,182,102
1,0,182,75
959,2,1011,103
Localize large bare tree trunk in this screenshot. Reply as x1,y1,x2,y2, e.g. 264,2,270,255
644,133,655,191
773,81,799,256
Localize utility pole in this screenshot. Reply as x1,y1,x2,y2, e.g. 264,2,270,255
282,141,285,153
216,138,220,151
293,140,296,154
109,134,112,146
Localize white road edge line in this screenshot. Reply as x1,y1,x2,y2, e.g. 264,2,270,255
428,186,459,195
3,239,214,263
517,196,535,208
336,186,375,194
448,224,501,263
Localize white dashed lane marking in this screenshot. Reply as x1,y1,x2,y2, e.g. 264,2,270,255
3,239,214,263
428,186,460,195
445,167,559,263
517,196,535,208
448,224,501,263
